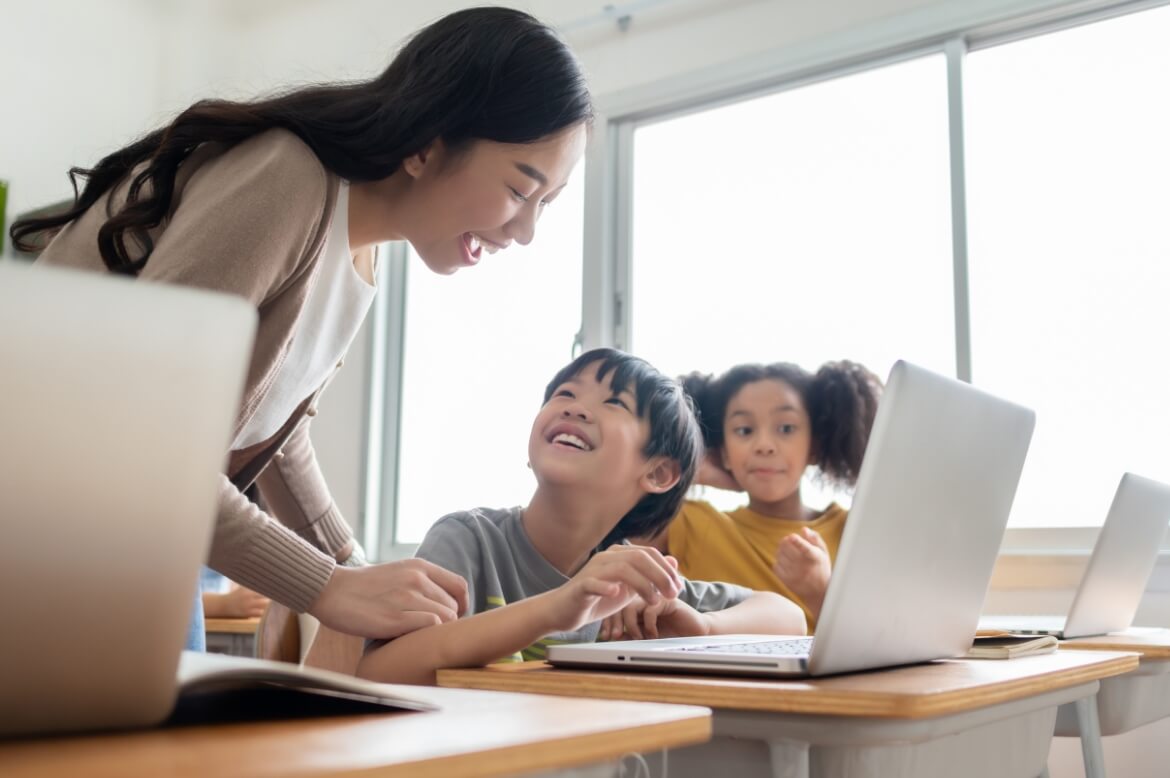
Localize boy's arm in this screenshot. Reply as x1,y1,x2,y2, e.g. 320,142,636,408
602,589,807,640
702,591,807,636
358,544,685,685
356,591,562,685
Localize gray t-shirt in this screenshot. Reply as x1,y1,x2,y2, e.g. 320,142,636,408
401,506,752,662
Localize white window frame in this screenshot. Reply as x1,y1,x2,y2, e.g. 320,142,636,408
577,0,1170,569
370,0,1170,577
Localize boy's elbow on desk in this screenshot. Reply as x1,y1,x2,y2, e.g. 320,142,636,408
356,640,440,686
749,591,808,636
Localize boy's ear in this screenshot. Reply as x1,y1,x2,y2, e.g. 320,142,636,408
641,457,682,495
402,139,443,179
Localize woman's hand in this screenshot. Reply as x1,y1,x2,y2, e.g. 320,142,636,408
308,559,470,639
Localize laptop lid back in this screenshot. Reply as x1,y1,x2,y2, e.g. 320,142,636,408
1062,473,1170,639
0,262,255,736
809,361,1035,676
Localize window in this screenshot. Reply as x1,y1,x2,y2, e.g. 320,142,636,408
392,176,585,545
629,55,954,511
966,5,1170,527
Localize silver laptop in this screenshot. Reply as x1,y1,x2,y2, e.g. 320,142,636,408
980,473,1170,639
547,360,1036,678
0,261,255,736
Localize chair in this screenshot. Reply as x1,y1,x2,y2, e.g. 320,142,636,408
255,601,364,676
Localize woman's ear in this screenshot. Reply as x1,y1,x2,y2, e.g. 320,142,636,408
641,457,682,495
402,139,443,179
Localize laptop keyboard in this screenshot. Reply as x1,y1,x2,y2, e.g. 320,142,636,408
673,638,814,656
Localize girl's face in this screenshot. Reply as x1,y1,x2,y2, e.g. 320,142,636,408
403,124,588,275
720,379,813,509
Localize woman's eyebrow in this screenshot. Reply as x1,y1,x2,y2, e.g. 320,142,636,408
514,162,548,186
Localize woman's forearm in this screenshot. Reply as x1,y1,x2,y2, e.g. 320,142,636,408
355,591,561,685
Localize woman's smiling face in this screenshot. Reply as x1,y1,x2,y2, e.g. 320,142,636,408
401,124,588,275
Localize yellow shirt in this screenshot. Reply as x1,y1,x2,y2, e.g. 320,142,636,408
666,499,848,631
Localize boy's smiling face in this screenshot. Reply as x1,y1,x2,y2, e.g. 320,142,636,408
528,363,654,497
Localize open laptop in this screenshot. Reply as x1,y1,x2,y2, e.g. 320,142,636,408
980,472,1170,639
0,261,256,736
547,360,1036,678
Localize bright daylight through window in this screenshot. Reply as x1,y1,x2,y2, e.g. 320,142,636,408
966,5,1170,527
394,177,584,544
630,55,953,513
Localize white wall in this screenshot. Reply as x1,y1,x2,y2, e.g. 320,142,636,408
1,1,164,220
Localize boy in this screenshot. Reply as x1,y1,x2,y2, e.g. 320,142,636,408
357,349,807,684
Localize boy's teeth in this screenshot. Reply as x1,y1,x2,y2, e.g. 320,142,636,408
468,235,481,252
553,433,590,450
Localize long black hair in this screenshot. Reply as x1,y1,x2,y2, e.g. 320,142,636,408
544,349,703,547
10,6,593,275
681,361,883,489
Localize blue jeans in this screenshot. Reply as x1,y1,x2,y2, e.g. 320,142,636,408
184,582,206,652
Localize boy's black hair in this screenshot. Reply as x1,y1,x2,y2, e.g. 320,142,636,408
681,360,883,490
543,348,701,547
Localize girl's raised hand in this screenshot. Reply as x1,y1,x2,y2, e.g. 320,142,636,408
773,527,832,618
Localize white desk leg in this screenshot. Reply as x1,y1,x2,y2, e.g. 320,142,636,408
767,739,810,778
1074,696,1106,778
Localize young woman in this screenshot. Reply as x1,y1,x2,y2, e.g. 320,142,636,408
649,361,882,629
12,7,594,645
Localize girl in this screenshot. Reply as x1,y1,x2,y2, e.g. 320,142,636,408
651,361,882,630
11,7,593,646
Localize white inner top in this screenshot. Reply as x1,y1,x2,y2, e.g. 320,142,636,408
233,181,376,449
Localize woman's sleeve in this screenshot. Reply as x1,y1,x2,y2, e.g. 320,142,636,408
168,131,342,612
138,129,333,307
207,473,336,614
254,419,354,559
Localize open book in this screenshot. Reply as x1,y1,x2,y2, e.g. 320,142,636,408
169,651,435,725
965,633,1059,660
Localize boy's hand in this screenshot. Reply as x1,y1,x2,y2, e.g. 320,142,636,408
599,595,711,641
773,528,832,616
598,555,706,640
546,546,683,634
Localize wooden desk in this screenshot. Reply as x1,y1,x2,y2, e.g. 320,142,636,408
1057,627,1170,737
204,616,260,657
0,684,711,778
439,650,1137,778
